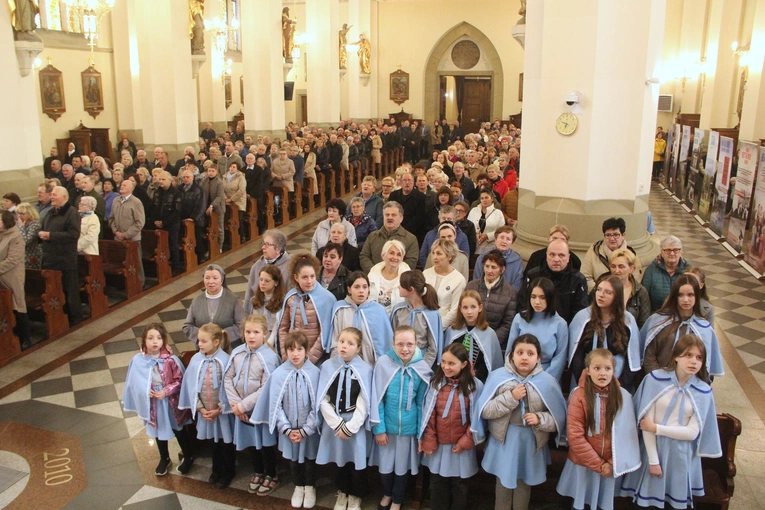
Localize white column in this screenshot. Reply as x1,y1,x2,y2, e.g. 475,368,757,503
738,0,765,141
0,5,43,199
675,2,707,114
347,0,372,121
307,0,341,125
111,0,143,141
197,0,227,134
241,0,286,135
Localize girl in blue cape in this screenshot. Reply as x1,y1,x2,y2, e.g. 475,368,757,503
569,275,640,390
274,254,336,366
390,270,444,368
556,349,641,510
222,313,282,496
473,333,567,510
178,323,236,488
620,334,721,508
419,343,483,510
316,327,374,510
369,325,433,510
635,275,724,380
251,331,321,509
507,277,569,382
247,264,286,340
444,289,503,383
122,323,194,476
327,270,393,365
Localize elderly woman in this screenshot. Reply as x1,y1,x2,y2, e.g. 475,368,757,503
182,264,246,346
345,196,378,249
468,185,506,253
368,239,410,314
120,152,133,173
0,210,30,349
147,168,163,200
135,167,151,193
318,241,349,301
422,239,466,329
316,222,360,272
200,164,226,248
311,198,358,255
465,249,518,350
609,248,651,328
642,234,690,312
111,165,125,189
15,202,42,269
2,193,20,215
77,196,100,255
223,161,247,242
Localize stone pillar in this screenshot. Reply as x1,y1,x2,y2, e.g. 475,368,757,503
738,0,765,141
515,0,664,262
197,0,227,136
241,0,286,138
306,0,341,125
347,0,372,121
0,6,43,200
675,1,706,114
111,0,144,144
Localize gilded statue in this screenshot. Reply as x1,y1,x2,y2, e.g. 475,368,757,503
356,33,371,74
8,0,40,41
282,7,297,62
189,0,205,55
518,0,526,24
339,23,352,70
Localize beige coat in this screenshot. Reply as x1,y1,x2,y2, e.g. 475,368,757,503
271,157,296,192
0,227,26,313
304,152,319,195
223,171,247,210
581,239,644,292
78,213,101,255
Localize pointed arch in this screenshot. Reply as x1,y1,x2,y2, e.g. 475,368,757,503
423,22,505,125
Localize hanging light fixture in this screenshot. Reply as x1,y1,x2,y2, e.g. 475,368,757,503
61,0,114,63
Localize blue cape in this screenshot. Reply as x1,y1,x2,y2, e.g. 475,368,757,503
250,359,321,433
633,370,721,458
419,377,484,444
472,365,567,447
369,348,433,427
445,326,504,374
390,301,445,364
568,308,640,376
316,354,374,432
222,343,281,408
637,313,724,377
275,285,337,356
178,348,230,417
122,352,185,423
330,298,393,361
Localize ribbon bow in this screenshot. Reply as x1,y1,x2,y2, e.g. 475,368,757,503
398,366,417,411
290,291,310,328
291,370,311,426
233,350,254,394
198,357,220,390
442,382,467,425
661,385,690,427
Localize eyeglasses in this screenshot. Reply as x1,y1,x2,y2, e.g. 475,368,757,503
262,241,276,248
662,248,682,254
604,233,622,239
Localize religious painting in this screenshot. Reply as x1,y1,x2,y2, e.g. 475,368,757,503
81,66,104,119
224,75,232,109
519,73,524,101
240,75,244,105
39,64,66,121
389,69,409,105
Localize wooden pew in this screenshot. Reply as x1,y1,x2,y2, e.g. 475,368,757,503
225,203,241,250
141,229,172,284
208,210,221,261
354,160,362,189
316,173,327,209
293,181,303,220
78,254,109,318
303,176,316,213
245,195,259,241
264,190,276,231
339,165,347,195
25,269,69,338
0,288,20,361
270,186,290,226
695,413,742,510
99,240,142,298
180,219,198,272
398,146,405,166
328,169,337,200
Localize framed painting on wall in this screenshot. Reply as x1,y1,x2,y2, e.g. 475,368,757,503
81,66,104,119
390,69,409,105
39,64,66,121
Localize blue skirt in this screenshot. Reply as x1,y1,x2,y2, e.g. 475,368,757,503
145,398,191,441
620,435,703,509
557,459,618,510
369,433,421,476
316,413,371,468
232,414,276,451
278,430,320,463
482,424,550,489
195,411,234,443
422,443,478,478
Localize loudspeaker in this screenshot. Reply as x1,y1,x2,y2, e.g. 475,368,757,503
284,82,295,101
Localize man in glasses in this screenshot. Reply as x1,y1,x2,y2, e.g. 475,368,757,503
581,217,643,291
642,235,690,311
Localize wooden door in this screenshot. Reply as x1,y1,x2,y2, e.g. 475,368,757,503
300,95,308,125
462,79,491,135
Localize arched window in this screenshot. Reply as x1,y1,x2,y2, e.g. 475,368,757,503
227,0,241,51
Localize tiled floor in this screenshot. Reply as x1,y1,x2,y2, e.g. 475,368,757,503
0,183,764,509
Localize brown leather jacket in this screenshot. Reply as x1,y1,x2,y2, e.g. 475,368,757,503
420,379,475,452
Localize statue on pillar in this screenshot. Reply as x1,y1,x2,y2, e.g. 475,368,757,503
8,0,41,41
339,23,352,70
517,0,526,24
356,33,371,75
189,0,205,55
282,7,297,63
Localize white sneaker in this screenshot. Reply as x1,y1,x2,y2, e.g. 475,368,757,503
334,491,348,510
347,494,362,510
292,486,305,508
303,485,316,508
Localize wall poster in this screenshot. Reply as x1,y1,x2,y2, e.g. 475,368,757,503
675,124,691,197
710,136,734,236
744,147,765,273
668,124,681,190
685,128,704,211
698,130,719,222
727,141,758,252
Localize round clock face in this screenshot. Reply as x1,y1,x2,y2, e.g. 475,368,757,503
556,113,578,136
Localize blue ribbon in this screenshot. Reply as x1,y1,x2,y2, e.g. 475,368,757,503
398,366,416,411
442,383,467,426
335,365,353,413
673,318,693,348
589,393,605,436
661,386,689,427
233,350,253,394
197,357,220,390
149,357,165,392
291,370,311,426
290,292,310,328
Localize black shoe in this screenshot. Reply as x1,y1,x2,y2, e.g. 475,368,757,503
208,473,220,484
20,340,31,351
155,457,171,476
216,477,232,489
177,455,194,474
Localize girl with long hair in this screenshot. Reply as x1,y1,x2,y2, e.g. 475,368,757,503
390,269,444,368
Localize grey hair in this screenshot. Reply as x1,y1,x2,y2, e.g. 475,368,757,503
382,201,404,216
349,197,365,208
381,239,406,259
80,196,97,210
263,229,287,251
660,235,683,250
362,175,377,186
438,205,455,220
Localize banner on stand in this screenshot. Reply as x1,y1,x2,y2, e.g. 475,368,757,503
661,126,675,186
711,136,734,237
698,130,719,221
727,141,757,252
668,124,681,189
675,125,691,197
685,128,705,211
744,147,765,273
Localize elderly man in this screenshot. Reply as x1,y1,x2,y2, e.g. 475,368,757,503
150,171,182,272
179,168,206,264
44,147,60,178
519,239,588,324
36,181,54,223
71,155,90,176
109,179,146,284
642,235,691,312
132,150,149,175
74,175,106,223
175,146,197,174
581,217,644,291
155,151,175,176
243,229,293,305
200,122,216,145
359,201,419,272
153,147,163,167
316,222,361,272
450,161,475,199
39,186,84,324
356,176,384,228
59,164,77,199
389,172,429,244
472,225,524,292
525,224,583,280
418,205,470,267
217,141,243,174
465,150,484,182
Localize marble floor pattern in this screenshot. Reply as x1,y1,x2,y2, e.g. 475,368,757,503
0,183,764,509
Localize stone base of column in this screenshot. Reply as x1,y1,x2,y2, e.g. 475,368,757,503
512,189,659,266
0,165,44,202
244,129,288,141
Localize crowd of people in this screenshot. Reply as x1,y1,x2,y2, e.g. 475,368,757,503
3,118,723,510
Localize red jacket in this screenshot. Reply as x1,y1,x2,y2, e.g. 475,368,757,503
490,177,509,200
566,370,614,473
421,379,475,452
504,168,518,191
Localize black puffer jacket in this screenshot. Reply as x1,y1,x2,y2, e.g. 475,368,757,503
41,202,80,271
180,181,206,226
520,262,588,324
149,185,182,227
466,277,518,351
